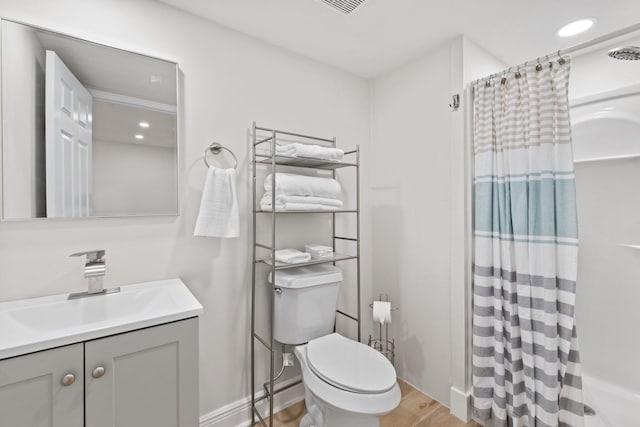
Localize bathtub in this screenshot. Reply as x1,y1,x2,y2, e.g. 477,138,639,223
582,374,640,427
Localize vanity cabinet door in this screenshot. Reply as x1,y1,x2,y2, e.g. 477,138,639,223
84,318,199,427
0,344,84,427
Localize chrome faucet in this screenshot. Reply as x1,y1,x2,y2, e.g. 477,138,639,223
68,250,119,299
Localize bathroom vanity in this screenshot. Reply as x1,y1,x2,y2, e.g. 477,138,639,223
0,279,203,427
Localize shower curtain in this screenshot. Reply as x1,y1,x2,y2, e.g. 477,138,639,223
472,59,584,427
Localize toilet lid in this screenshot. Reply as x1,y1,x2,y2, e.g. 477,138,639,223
306,333,396,394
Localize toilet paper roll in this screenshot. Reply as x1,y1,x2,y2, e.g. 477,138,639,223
372,301,392,325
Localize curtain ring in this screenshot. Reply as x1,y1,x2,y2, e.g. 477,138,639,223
557,50,566,65
503,67,513,85
515,65,521,79
485,76,492,87
536,57,543,71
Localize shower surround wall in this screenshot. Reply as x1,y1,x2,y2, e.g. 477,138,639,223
569,40,640,396
0,0,370,422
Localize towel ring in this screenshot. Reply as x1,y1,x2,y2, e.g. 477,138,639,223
203,142,238,169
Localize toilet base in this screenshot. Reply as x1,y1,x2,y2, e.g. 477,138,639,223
300,389,380,427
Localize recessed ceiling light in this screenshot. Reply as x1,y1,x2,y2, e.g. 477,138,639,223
557,18,595,37
135,134,144,140
139,121,150,128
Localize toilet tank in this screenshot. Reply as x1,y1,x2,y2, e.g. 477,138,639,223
268,265,342,345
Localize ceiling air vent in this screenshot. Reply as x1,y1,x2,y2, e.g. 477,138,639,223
320,0,367,14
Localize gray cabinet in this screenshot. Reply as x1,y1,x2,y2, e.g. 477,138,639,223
0,343,84,427
85,318,199,427
0,318,198,427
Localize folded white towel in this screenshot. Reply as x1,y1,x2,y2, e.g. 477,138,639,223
276,143,344,161
264,173,341,199
262,192,343,208
260,194,286,211
260,195,340,212
305,244,333,253
305,244,334,259
308,253,334,259
194,167,239,238
274,249,311,264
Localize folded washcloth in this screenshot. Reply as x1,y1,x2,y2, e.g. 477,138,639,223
194,167,239,238
260,195,340,212
276,143,344,161
305,244,334,259
262,192,343,208
274,249,311,264
264,173,341,199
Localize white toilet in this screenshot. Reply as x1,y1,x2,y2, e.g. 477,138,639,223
271,265,401,427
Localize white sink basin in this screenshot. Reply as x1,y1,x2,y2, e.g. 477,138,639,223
0,279,203,359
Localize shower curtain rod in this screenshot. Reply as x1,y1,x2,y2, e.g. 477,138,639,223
474,22,640,85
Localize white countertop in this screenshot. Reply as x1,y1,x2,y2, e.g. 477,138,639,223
0,278,203,359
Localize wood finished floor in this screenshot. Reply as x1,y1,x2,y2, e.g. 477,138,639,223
256,379,482,427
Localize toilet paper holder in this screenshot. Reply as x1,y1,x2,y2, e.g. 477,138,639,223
368,294,398,365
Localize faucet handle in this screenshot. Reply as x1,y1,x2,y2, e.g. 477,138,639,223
70,250,106,262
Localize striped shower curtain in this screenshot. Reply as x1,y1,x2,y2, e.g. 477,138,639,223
471,59,584,427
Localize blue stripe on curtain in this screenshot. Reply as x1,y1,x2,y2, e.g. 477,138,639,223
475,179,578,238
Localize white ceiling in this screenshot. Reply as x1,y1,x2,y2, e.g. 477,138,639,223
158,0,640,77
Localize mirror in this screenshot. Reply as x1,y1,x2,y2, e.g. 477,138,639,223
1,20,178,220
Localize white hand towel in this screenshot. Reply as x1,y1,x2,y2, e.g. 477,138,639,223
264,173,341,199
194,167,239,238
274,249,311,264
275,143,344,161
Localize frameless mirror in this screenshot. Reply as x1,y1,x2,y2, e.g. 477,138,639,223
1,20,178,220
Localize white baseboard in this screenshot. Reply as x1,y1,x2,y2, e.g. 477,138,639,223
449,386,471,422
200,376,305,427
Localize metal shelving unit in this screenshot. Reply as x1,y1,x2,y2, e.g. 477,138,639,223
250,122,361,427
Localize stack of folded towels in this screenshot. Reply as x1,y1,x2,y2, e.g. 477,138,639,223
273,249,311,264
275,143,343,162
260,173,343,211
272,245,334,265
304,244,334,259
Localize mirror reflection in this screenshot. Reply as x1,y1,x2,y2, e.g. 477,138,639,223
1,20,178,220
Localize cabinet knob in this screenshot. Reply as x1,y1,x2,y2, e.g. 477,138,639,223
61,373,75,386
92,366,106,379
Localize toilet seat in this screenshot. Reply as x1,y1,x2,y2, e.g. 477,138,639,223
295,342,401,417
306,333,396,394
